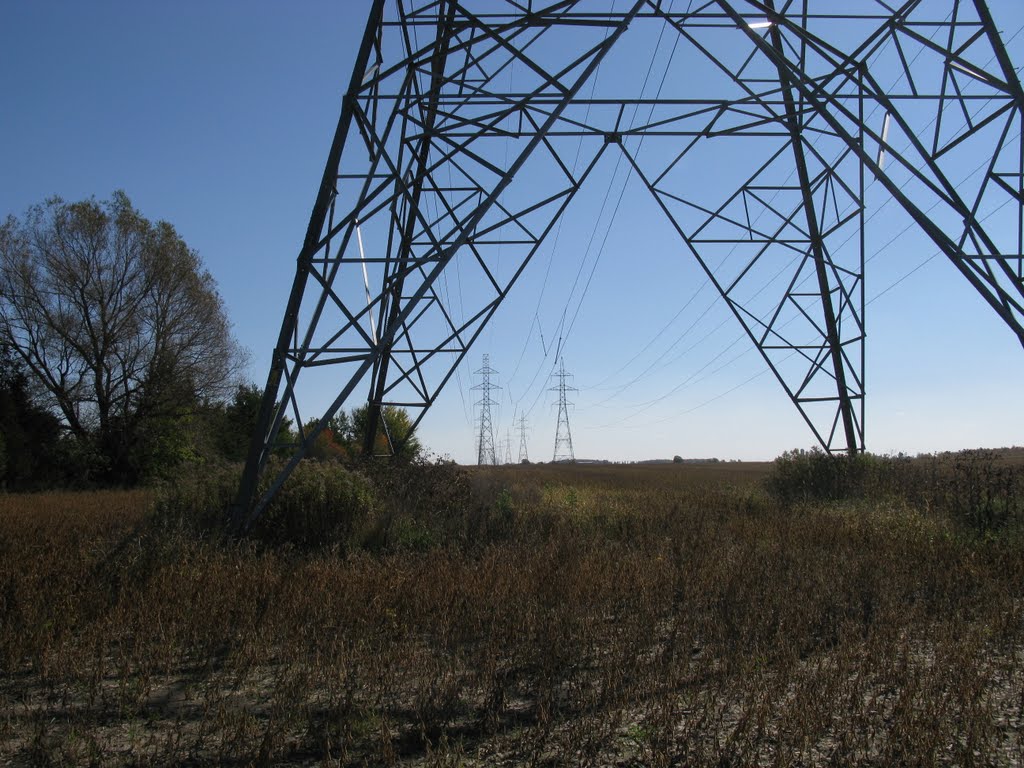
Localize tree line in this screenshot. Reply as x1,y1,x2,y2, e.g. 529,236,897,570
0,192,417,490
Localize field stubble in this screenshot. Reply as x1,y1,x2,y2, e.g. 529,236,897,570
1,454,1023,766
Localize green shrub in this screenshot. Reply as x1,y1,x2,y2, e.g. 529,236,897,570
359,458,478,551
943,449,1022,533
153,460,377,551
252,460,377,549
150,463,239,537
765,448,877,503
766,447,1023,534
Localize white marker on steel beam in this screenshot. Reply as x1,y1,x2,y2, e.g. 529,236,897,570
355,221,378,344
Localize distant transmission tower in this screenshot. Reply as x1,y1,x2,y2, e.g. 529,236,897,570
472,355,500,466
551,358,576,463
517,416,529,464
502,430,514,465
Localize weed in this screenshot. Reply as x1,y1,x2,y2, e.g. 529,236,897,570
2,455,1023,764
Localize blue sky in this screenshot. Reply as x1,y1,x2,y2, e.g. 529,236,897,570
2,1,1023,463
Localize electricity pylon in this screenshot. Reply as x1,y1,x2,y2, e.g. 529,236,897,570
502,430,514,465
234,0,1024,529
472,355,500,466
517,416,530,464
551,359,577,463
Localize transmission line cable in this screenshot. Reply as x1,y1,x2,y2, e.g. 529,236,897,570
590,19,1024,408
518,3,683,419
595,185,1021,431
566,12,1024,433
578,10,935,394
508,0,622,378
487,10,1021,439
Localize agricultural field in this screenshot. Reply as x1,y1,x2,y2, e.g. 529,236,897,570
2,451,1024,766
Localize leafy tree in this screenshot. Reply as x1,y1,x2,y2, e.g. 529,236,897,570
0,192,244,483
304,420,350,462
0,346,65,488
214,384,264,462
327,409,355,446
350,404,421,459
304,404,421,461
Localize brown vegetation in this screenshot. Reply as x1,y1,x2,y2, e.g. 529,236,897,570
2,452,1024,765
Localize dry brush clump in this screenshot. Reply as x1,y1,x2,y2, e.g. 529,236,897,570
766,447,1024,533
1,455,1024,765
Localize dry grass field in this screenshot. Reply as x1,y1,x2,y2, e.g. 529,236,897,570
1,452,1023,766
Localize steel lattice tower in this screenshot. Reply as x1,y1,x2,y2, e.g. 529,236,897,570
502,430,514,465
472,355,500,466
233,0,1024,528
517,416,530,464
551,359,577,463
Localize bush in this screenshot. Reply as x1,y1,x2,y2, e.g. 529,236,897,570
764,448,877,503
766,447,1024,534
943,449,1023,533
359,457,477,551
150,456,491,553
153,460,377,551
253,461,377,549
151,463,239,537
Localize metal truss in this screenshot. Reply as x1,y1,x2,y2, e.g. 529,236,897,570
234,0,1024,528
472,354,500,465
551,358,577,462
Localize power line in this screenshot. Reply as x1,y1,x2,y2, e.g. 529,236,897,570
580,10,981,399
508,0,623,376
515,1,683,420
555,4,687,362
596,187,1022,434
486,8,1023,441
584,21,1024,417
387,7,1024,452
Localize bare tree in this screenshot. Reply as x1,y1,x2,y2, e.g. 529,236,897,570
0,191,244,480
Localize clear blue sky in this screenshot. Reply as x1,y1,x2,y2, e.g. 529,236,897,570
2,2,1023,463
